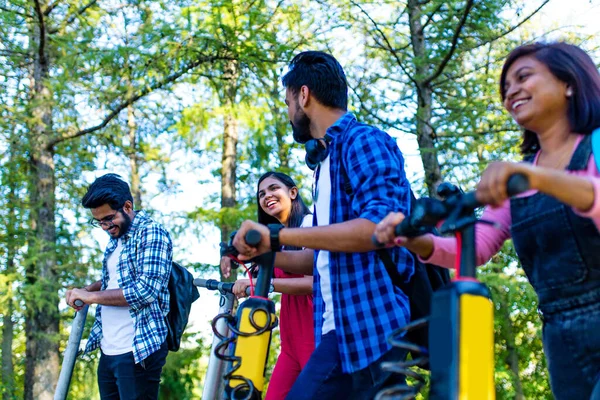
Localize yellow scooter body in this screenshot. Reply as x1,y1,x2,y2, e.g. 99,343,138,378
429,280,495,400
226,297,277,400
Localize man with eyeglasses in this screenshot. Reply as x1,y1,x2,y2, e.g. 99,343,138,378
66,173,172,400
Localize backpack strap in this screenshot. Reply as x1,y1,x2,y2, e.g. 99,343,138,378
377,249,407,289
592,128,600,172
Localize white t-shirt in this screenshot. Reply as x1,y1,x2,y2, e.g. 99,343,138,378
301,214,313,229
315,156,335,334
100,239,135,355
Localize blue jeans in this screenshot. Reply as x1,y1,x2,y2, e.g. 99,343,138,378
542,301,600,400
97,341,168,400
285,331,406,399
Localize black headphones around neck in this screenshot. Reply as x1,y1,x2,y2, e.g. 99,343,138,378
305,134,332,171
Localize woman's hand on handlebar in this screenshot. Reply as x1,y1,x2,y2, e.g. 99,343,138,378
476,162,534,208
232,279,251,298
232,220,270,260
374,212,435,259
220,256,232,279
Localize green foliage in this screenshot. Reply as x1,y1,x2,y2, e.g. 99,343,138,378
160,334,206,400
480,242,552,398
264,293,282,390
176,0,313,240
0,0,589,398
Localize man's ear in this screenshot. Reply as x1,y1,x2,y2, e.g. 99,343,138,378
299,85,311,108
123,200,134,212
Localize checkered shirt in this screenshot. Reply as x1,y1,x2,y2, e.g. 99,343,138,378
312,113,414,373
84,210,172,363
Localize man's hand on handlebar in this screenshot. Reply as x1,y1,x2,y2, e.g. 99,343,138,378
66,288,90,311
373,212,407,248
232,221,270,260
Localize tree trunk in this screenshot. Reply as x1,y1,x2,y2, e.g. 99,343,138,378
501,304,525,399
407,0,443,197
269,75,291,170
2,245,15,400
1,296,14,400
25,145,59,400
128,104,143,208
219,60,239,281
25,4,60,398
2,142,18,400
220,112,238,239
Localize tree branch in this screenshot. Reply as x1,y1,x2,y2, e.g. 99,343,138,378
44,0,61,16
420,3,444,32
423,0,474,85
432,7,556,88
350,0,418,88
0,5,31,18
464,0,551,53
48,54,231,148
435,128,520,139
47,0,98,34
349,81,414,134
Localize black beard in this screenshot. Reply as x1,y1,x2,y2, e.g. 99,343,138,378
291,109,312,144
116,211,132,238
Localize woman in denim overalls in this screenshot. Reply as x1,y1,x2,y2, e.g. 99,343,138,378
374,42,600,399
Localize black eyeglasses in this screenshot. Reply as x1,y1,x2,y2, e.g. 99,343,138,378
89,209,122,228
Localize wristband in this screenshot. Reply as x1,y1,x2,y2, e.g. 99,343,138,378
268,224,284,252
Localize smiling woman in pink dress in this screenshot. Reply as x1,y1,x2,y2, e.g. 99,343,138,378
221,171,314,400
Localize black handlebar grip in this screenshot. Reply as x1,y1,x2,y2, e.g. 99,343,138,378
506,173,530,197
74,299,84,307
394,217,415,237
245,229,262,247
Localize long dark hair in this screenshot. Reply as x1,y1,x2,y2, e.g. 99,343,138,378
256,171,311,231
499,42,600,155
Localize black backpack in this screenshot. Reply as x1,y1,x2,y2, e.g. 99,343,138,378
165,261,200,351
376,191,450,355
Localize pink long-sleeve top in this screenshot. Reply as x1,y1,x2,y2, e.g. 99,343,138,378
423,134,600,268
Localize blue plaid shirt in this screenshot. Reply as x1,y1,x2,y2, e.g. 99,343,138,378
313,113,414,373
85,210,172,363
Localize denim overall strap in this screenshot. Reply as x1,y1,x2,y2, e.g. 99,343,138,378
510,134,600,315
567,133,593,171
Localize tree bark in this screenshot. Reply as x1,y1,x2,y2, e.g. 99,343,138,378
128,104,142,208
25,2,60,398
219,60,239,281
25,145,60,400
407,0,443,197
220,112,238,237
2,121,19,400
1,296,14,400
2,187,16,400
